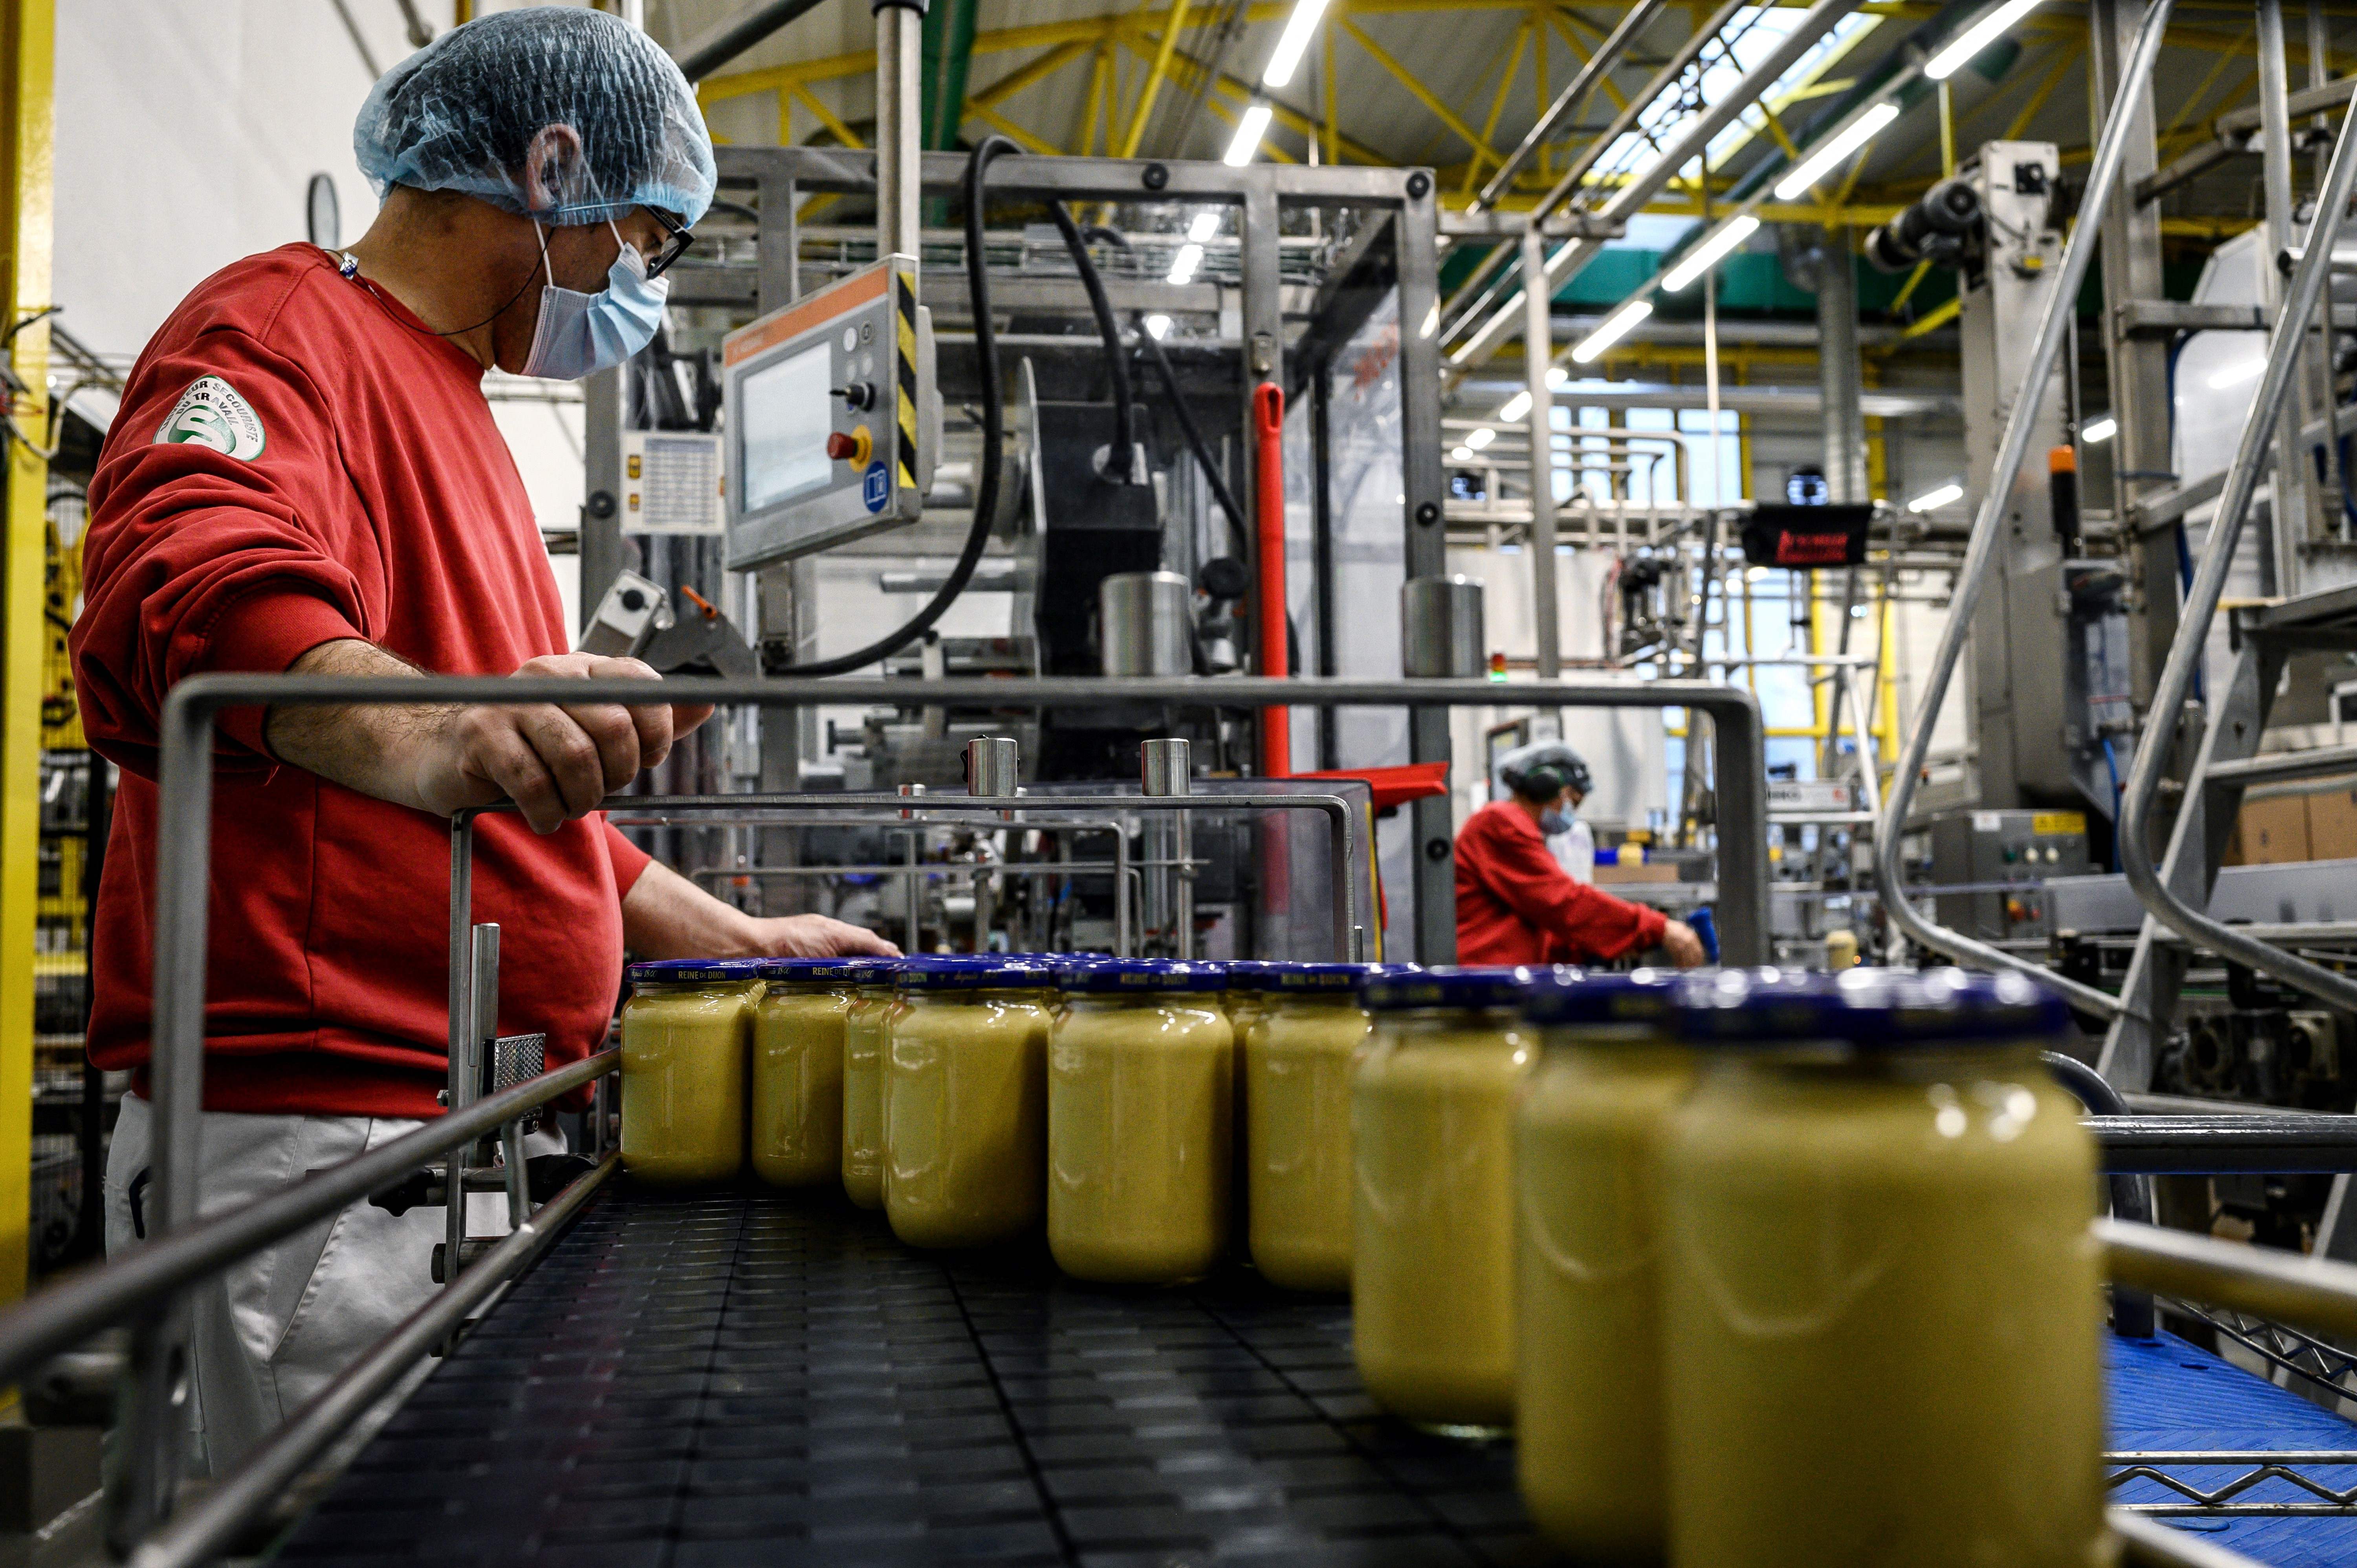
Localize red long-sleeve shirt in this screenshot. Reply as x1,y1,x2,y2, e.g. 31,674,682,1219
71,244,651,1118
1453,800,1667,966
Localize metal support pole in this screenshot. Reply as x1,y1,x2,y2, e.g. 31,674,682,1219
898,782,924,952
2090,0,2184,720
1141,738,1194,958
2259,0,2312,595
1522,226,1562,681
1816,229,1867,505
1395,174,1457,964
578,368,626,635
873,1,924,269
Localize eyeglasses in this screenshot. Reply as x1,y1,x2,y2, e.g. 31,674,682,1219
643,208,696,280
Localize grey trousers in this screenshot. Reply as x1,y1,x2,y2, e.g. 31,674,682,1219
104,1092,557,1475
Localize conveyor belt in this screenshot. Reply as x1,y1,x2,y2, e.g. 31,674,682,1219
274,1183,2357,1568
274,1185,1540,1566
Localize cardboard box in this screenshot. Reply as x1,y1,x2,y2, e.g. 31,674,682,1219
2308,785,2357,861
2226,793,2314,865
1593,862,1681,885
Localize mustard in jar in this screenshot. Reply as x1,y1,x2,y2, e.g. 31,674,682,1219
1351,965,1536,1432
750,959,861,1189
619,958,760,1187
839,959,902,1209
1661,968,2104,1568
1246,962,1398,1291
1514,967,1688,1562
884,955,1056,1248
1047,958,1233,1284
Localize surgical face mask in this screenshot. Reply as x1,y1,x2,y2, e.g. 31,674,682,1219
1538,807,1574,836
520,220,669,380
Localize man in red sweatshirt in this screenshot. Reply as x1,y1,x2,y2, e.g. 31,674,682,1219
70,11,888,1472
1455,745,1706,967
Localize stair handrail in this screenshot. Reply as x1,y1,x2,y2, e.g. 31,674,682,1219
1871,0,2177,1019
2114,85,2357,1015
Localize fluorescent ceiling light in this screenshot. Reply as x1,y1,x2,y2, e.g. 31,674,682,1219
2208,358,2264,390
1662,214,1763,291
1545,366,1569,389
1224,103,1273,166
1261,0,1332,87
2081,415,2116,443
1908,482,1964,511
1572,299,1653,364
1420,301,1440,339
1924,0,2042,81
1168,243,1205,284
1498,390,1532,422
1144,314,1172,341
1466,426,1497,450
1451,445,1475,462
1772,102,1901,200
1187,210,1221,243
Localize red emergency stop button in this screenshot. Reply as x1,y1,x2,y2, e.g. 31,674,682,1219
826,432,858,461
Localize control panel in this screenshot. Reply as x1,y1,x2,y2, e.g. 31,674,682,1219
1927,808,2091,944
720,255,938,569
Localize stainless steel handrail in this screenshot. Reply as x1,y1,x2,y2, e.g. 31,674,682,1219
1870,0,2179,1020
2113,90,2357,1014
2112,1510,2273,1567
123,1154,618,1568
2103,1216,2357,1343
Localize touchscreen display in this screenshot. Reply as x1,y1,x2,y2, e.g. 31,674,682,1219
739,340,834,513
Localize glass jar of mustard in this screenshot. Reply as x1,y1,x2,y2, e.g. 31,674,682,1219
839,959,903,1210
619,958,761,1187
884,955,1056,1249
748,959,859,1189
1246,962,1397,1291
1661,968,2103,1568
1514,968,1688,1563
1047,958,1234,1284
1351,966,1537,1432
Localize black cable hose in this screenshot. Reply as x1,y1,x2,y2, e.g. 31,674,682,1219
1047,203,1136,481
1076,223,1250,556
777,136,1018,678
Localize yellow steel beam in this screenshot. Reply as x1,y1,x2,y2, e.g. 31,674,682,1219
1079,41,1110,156
1898,295,1960,339
1120,0,1190,158
970,102,1065,156
1336,15,1504,166
1129,34,1391,164
1999,40,2082,142
1888,257,1933,313
1459,16,1534,202
970,38,1095,113
1537,4,1629,111
0,0,49,1303
786,81,864,148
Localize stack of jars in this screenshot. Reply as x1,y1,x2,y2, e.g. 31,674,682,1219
1341,963,2105,1568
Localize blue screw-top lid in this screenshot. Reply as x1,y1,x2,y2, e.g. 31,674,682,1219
1220,960,1285,990
1055,958,1228,993
895,954,1057,991
1522,968,1679,1028
761,956,897,986
1361,965,1537,1013
628,958,769,985
1270,962,1418,995
1672,966,2071,1045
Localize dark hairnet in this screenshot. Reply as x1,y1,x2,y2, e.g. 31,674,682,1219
355,7,715,228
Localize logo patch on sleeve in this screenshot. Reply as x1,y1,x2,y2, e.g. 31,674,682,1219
155,376,265,460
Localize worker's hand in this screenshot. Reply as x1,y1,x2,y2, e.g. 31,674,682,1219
746,914,902,959
413,652,714,834
1657,919,1708,969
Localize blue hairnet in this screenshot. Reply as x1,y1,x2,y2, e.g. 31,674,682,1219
354,7,715,229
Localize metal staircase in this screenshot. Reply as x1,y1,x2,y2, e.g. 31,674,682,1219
2099,584,2357,1091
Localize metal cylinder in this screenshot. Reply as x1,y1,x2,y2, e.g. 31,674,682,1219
965,736,1019,798
1400,575,1486,678
1100,571,1194,677
1140,738,1192,796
